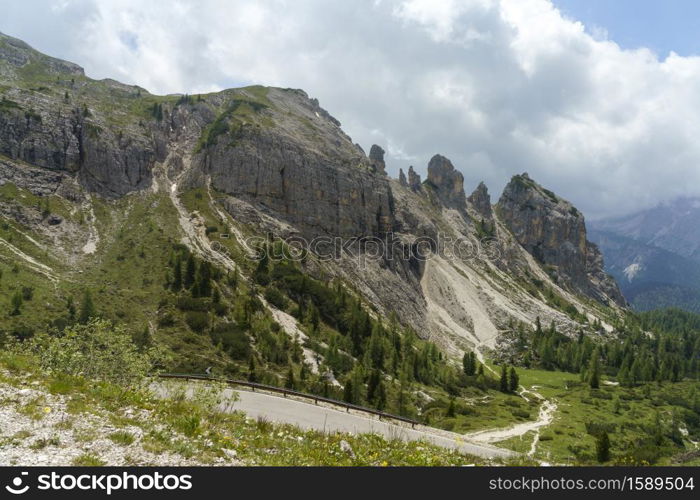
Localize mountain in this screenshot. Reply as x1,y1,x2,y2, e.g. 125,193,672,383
590,198,700,312
6,33,700,468
592,197,700,262
0,32,623,387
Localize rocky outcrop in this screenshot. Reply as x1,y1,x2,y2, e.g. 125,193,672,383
407,166,422,191
198,90,395,239
368,144,386,175
399,168,407,187
468,181,492,219
0,104,156,197
426,154,465,208
496,173,625,306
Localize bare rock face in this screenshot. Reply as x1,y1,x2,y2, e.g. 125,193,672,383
198,90,396,239
468,181,492,219
426,154,465,208
0,104,156,197
398,168,407,187
0,33,157,197
407,166,422,191
368,144,386,175
496,173,625,306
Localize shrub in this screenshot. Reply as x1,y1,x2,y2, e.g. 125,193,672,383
19,319,166,386
210,323,251,360
185,311,209,332
264,286,287,309
511,409,531,419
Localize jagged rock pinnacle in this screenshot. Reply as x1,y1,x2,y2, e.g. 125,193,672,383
426,154,465,208
369,144,386,175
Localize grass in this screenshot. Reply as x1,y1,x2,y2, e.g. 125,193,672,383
108,431,136,446
72,453,106,466
488,362,700,465
29,436,61,450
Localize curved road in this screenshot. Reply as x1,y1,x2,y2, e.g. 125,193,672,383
157,381,514,460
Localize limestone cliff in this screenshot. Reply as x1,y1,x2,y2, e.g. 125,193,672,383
496,173,625,306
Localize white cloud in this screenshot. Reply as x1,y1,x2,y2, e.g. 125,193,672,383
2,0,700,218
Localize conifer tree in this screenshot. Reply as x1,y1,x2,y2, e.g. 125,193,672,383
500,365,509,393
172,257,183,291
247,357,258,383
596,431,611,463
446,398,456,418
463,351,476,376
343,378,354,404
589,347,601,389
78,289,96,324
184,255,196,289
375,380,387,411
508,366,520,392
285,366,296,390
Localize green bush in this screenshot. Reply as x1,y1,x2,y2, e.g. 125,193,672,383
210,322,251,360
185,311,209,332
19,319,165,386
264,286,287,309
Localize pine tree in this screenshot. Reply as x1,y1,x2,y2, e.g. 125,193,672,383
446,398,456,418
596,431,611,463
172,257,183,291
366,369,380,404
247,357,258,383
375,380,387,410
588,347,601,389
194,261,212,297
508,366,519,392
78,289,96,324
463,351,476,376
284,366,296,390
253,248,270,285
343,378,354,404
184,255,196,289
66,296,76,321
499,365,509,393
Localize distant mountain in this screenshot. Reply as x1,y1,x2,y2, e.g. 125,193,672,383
590,198,700,312
593,198,700,262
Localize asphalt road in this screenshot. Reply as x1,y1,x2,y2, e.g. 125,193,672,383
157,382,514,460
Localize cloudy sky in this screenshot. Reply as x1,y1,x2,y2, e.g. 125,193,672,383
2,0,699,219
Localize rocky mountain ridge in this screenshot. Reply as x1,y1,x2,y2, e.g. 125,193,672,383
0,32,625,363
590,197,700,312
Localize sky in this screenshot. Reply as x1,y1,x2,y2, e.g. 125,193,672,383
1,0,700,219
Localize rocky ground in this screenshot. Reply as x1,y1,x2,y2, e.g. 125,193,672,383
0,375,240,466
